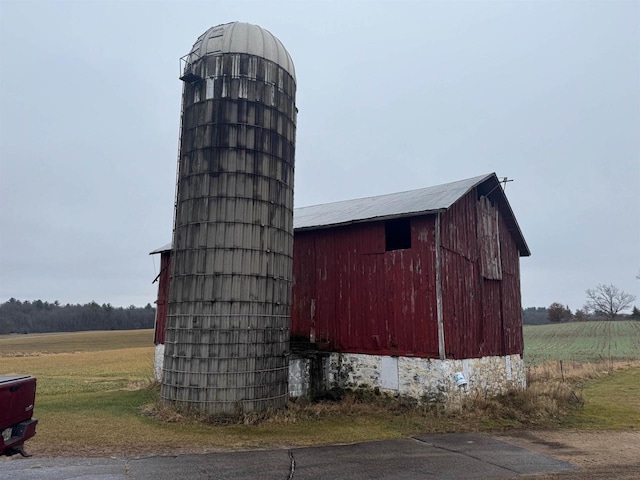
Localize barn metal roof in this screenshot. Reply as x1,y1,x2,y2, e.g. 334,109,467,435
294,173,530,256
294,174,489,230
186,22,296,82
152,173,530,256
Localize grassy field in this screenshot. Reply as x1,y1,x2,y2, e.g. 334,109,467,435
0,329,154,355
523,320,640,364
1,323,639,456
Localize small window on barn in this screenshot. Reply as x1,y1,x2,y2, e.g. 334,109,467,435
385,218,411,251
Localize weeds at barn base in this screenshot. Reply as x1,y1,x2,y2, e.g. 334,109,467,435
142,360,630,432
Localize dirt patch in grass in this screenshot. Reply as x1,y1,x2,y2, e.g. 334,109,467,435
496,430,640,479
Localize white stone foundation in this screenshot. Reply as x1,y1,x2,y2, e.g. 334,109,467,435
288,352,330,398
328,353,526,402
154,345,525,403
154,344,165,382
289,357,310,397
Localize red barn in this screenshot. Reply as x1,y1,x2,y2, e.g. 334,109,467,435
153,173,530,400
289,173,529,399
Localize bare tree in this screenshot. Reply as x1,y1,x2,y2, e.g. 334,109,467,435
585,284,637,320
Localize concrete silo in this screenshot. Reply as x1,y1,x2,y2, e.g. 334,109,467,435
161,22,297,414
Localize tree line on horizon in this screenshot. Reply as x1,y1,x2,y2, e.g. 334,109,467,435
0,298,155,334
524,284,638,325
1,283,637,334
523,305,640,325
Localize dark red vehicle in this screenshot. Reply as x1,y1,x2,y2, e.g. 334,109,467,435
0,375,38,456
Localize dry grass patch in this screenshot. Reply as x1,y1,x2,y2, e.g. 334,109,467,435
526,359,627,383
3,347,155,395
143,368,588,438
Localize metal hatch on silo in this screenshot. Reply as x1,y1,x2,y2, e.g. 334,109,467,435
161,22,297,415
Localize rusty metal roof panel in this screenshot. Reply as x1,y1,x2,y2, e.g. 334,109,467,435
293,174,491,231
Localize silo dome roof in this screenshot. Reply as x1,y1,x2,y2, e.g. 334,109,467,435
188,22,296,82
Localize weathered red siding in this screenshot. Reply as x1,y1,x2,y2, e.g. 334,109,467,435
440,248,483,358
440,190,524,359
440,191,481,359
159,183,525,361
291,217,439,357
499,208,524,355
154,251,170,345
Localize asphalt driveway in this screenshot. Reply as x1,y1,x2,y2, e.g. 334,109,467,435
1,433,576,479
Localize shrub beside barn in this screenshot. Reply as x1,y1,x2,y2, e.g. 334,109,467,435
152,173,530,402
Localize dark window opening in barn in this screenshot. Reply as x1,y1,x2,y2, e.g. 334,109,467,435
385,218,411,251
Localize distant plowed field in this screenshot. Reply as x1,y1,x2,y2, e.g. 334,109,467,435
523,321,640,364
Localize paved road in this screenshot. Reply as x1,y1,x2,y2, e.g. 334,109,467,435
1,433,576,479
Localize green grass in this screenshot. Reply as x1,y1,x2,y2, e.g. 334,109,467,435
523,321,640,364
562,367,640,430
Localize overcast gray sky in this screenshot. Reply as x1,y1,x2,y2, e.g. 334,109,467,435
1,0,638,311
